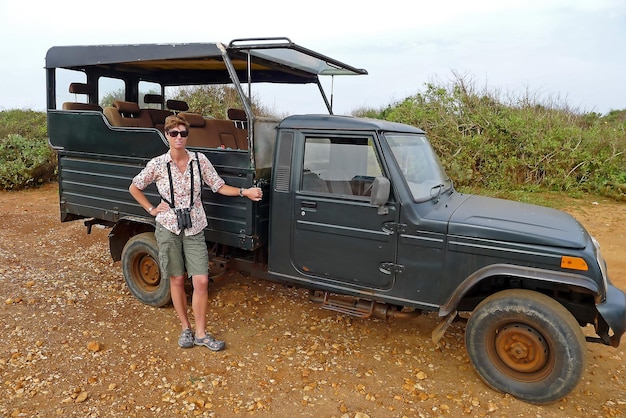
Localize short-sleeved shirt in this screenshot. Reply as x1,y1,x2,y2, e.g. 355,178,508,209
132,150,225,235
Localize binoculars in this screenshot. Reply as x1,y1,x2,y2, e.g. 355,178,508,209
176,207,192,230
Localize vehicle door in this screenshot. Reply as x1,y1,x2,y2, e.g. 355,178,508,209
292,133,399,290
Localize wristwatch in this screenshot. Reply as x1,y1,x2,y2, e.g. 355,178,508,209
239,187,244,197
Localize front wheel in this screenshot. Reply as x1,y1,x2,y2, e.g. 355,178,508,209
121,232,171,307
465,289,586,404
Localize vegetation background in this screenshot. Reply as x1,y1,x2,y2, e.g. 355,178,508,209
1,75,624,203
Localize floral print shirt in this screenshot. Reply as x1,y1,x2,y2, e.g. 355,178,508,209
132,150,225,235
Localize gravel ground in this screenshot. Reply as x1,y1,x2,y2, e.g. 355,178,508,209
1,183,625,417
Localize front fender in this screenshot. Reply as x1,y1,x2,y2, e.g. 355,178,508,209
439,263,600,317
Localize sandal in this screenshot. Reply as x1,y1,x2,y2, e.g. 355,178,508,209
194,334,225,351
178,328,194,348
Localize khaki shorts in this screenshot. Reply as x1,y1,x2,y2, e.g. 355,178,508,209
155,223,209,277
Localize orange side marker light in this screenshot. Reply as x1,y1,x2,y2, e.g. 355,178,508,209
561,256,588,271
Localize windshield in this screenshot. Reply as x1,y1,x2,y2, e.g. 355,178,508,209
386,133,452,201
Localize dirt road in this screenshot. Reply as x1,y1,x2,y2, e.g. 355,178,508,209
1,183,625,417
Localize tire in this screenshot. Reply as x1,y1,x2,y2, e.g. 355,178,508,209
121,232,171,307
465,289,586,404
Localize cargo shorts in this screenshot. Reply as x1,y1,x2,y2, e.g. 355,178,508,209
155,223,209,278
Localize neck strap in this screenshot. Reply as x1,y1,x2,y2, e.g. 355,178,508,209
161,153,200,209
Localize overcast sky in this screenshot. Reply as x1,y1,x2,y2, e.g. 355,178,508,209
1,0,624,116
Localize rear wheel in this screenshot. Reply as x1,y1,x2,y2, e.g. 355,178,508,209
465,289,586,404
121,232,171,307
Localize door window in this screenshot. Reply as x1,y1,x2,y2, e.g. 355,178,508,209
301,136,383,197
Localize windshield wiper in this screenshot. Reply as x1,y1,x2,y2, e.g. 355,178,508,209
430,178,453,202
430,183,445,202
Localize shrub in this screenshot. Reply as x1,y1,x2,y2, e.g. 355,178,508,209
174,85,276,118
2,78,625,201
0,110,56,190
356,73,626,201
0,109,47,140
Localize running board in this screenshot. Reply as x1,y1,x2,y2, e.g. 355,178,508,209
317,291,375,318
309,290,423,320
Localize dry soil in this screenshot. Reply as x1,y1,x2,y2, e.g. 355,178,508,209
0,183,625,417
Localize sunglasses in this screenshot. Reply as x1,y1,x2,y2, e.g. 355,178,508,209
167,130,189,138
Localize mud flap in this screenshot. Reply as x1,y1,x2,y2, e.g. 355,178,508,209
432,311,458,344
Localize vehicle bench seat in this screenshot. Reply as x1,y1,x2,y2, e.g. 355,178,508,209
104,101,154,128
101,100,248,150
180,112,248,150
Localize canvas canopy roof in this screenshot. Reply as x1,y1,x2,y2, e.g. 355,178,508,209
45,37,367,86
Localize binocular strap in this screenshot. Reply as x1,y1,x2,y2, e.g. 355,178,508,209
160,152,202,209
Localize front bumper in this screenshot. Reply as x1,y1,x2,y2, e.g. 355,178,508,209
596,284,626,347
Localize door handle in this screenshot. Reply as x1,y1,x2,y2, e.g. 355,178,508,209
301,201,317,209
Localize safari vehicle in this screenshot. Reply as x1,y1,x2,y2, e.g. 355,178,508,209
45,37,626,404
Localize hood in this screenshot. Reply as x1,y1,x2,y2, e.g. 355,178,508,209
448,195,587,249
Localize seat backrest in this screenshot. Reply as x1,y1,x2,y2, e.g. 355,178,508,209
206,119,242,149
226,108,249,149
179,112,222,148
103,101,153,128
302,171,330,193
232,126,248,150
141,94,171,131
62,82,102,111
172,112,250,149
145,109,173,132
63,102,103,111
325,168,354,196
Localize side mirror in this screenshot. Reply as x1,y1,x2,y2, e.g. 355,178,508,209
370,176,390,215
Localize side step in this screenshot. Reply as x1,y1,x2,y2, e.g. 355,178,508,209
315,291,375,318
309,290,423,320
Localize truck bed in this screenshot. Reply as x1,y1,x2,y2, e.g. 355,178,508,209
48,110,269,252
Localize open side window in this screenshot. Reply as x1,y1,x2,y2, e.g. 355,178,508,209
300,135,383,198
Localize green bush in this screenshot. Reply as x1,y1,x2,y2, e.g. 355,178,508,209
0,109,47,140
356,74,626,201
0,110,56,190
2,78,625,201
